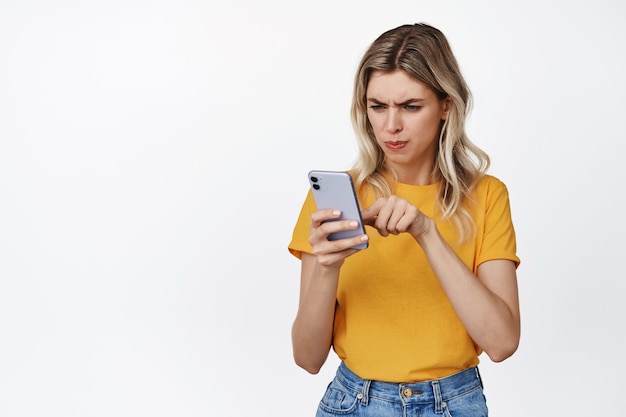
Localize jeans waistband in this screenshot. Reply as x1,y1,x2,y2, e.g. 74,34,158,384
335,362,483,407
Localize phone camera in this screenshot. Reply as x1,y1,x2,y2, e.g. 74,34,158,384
312,183,320,190
310,176,318,183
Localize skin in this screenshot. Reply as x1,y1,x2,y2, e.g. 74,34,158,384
292,70,520,374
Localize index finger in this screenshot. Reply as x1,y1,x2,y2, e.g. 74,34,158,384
361,199,385,225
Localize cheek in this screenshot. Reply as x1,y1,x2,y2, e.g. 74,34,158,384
415,113,443,133
367,113,385,132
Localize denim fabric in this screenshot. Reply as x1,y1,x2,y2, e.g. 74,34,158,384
315,362,488,417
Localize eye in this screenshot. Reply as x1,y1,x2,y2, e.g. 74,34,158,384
404,105,421,111
369,104,385,111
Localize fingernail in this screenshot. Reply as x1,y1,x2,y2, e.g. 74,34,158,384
333,210,341,216
349,221,358,228
361,235,369,241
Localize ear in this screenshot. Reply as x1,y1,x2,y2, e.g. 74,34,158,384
441,96,452,120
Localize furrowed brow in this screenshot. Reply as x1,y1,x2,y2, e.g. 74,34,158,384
396,98,425,106
366,98,426,105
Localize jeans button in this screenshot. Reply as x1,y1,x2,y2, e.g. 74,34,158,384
402,387,412,398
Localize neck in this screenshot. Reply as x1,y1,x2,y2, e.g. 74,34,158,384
388,163,437,186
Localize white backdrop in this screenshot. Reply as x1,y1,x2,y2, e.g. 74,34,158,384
1,1,625,416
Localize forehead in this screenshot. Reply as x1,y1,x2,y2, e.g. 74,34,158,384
366,70,435,100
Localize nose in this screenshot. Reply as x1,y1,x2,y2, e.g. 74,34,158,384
385,109,403,133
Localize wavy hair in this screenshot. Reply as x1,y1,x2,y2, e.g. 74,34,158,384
350,23,489,242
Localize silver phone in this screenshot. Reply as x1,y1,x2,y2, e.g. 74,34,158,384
308,170,368,250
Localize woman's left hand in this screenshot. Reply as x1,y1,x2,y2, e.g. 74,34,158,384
361,196,433,240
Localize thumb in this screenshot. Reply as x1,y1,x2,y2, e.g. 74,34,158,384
361,200,383,226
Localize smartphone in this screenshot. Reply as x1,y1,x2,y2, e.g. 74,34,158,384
308,170,368,250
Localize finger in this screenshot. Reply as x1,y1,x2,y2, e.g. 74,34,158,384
395,205,420,233
310,209,341,227
373,200,396,236
318,219,362,238
386,202,412,234
361,198,386,224
321,233,368,253
310,234,368,261
308,218,364,250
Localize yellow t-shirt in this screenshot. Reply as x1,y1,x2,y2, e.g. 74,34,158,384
288,175,520,382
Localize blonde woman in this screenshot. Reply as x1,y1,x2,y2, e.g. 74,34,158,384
289,23,520,417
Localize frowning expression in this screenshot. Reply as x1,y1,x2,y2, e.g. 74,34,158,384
366,70,450,178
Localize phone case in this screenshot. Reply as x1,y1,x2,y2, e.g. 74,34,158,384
308,170,368,250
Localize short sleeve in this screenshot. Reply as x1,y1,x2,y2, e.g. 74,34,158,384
287,190,316,260
476,178,520,268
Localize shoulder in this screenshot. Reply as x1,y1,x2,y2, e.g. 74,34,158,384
472,174,512,208
475,174,509,196
476,174,506,190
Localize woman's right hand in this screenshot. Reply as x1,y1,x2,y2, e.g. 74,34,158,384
308,209,369,268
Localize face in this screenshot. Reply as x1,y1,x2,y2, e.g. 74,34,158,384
366,70,450,182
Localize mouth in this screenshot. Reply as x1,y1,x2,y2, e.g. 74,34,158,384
384,141,408,150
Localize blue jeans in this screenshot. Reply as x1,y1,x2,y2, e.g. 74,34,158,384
315,362,488,417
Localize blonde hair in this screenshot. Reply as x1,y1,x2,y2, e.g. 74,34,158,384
350,23,489,242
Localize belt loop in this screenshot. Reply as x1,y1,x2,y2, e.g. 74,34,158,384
431,380,443,414
360,379,371,405
475,366,484,389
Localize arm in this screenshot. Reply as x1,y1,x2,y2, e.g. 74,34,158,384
291,209,369,374
362,196,520,362
291,253,339,374
416,221,520,362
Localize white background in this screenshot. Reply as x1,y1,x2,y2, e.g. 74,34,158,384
1,0,625,416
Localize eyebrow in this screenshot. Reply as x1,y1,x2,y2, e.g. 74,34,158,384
367,98,426,105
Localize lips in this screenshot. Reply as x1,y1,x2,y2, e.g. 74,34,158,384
384,141,407,150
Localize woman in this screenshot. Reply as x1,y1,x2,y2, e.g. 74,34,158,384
288,23,520,417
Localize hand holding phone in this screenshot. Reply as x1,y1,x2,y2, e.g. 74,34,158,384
308,170,368,250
